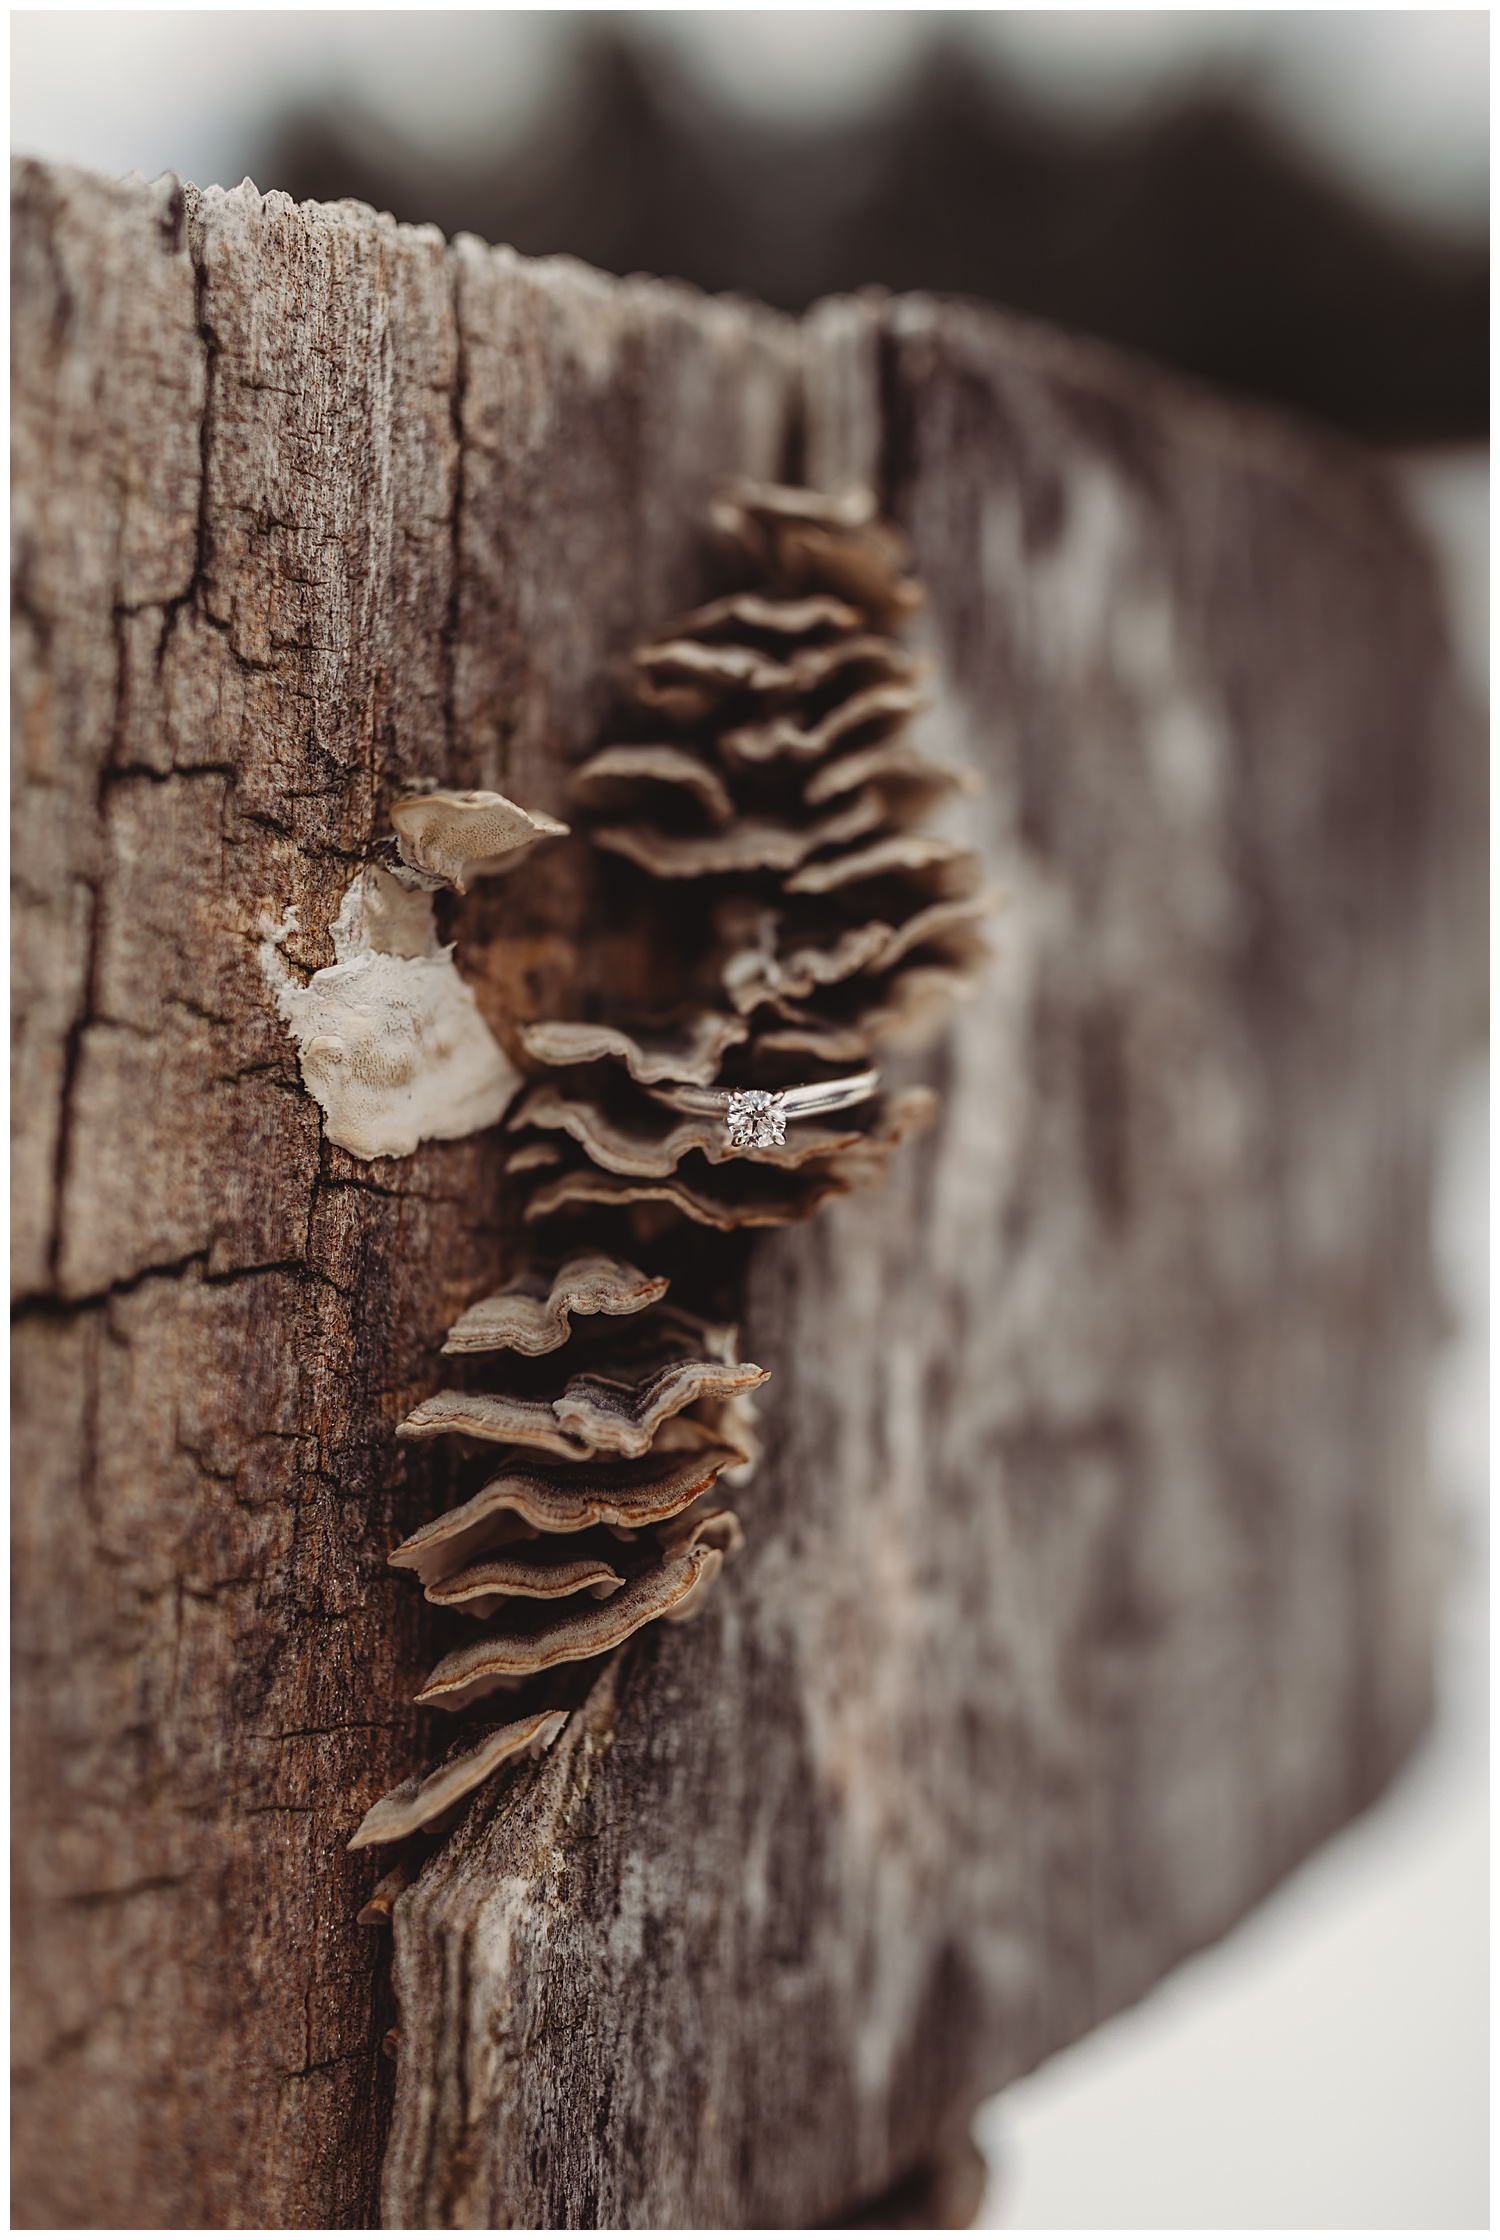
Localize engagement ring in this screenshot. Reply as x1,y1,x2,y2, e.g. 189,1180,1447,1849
663,1070,881,1150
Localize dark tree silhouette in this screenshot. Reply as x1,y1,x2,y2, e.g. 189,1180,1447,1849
265,28,1487,444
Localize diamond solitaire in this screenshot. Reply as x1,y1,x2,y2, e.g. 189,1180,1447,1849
661,1070,880,1151
726,1089,787,1150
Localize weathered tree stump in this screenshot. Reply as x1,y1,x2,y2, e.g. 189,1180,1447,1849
11,159,1479,2229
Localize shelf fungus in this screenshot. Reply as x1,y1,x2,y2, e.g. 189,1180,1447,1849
352,484,990,1893
395,1345,769,1462
506,479,993,1237
442,1250,671,1356
352,1259,756,1857
348,1709,569,1850
388,1443,747,1585
414,1540,727,1710
260,791,567,1160
389,788,570,893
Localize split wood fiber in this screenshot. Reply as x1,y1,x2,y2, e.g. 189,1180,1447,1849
11,159,1481,2229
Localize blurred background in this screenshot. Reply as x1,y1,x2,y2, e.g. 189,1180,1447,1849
12,11,1487,2228
10,9,1489,442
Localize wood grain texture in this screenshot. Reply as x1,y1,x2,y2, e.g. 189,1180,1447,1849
11,161,1478,2228
384,304,1477,2225
11,161,792,2229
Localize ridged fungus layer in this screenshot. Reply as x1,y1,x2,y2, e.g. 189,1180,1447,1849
349,482,991,1862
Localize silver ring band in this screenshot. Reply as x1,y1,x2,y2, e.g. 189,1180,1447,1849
662,1069,879,1149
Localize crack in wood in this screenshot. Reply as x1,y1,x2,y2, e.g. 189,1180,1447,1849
12,159,1479,2231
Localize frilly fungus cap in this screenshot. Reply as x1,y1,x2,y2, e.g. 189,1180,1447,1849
351,484,990,1866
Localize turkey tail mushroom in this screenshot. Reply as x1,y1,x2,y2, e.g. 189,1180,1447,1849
353,484,990,1886
513,477,993,1238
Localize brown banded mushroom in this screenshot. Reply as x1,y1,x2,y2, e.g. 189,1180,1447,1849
397,1353,768,1460
656,1502,746,1564
660,1539,733,1624
783,832,984,900
708,479,926,626
781,632,926,692
802,735,975,812
357,484,987,1867
425,1551,625,1619
397,1391,596,1461
414,1545,723,1709
348,1710,569,1848
695,1392,763,1483
714,892,995,1015
716,478,877,530
569,744,737,826
390,789,570,892
523,1158,858,1233
519,1014,748,1085
356,1856,416,1926
752,971,983,1061
388,1444,746,1586
506,1139,564,1173
517,482,987,1215
719,681,927,769
592,790,885,880
659,590,863,640
443,1251,670,1356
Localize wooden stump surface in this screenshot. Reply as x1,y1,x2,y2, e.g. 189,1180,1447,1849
11,160,1480,2228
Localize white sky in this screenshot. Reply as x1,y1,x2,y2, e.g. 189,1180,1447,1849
10,9,1490,237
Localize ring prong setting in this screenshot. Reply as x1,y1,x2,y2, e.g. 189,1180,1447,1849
726,1089,787,1150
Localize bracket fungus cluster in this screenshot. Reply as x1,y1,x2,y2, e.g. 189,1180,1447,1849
348,483,991,1867
348,1249,756,1847
507,480,993,1232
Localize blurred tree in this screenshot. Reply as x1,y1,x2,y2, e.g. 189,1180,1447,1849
267,26,1486,446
